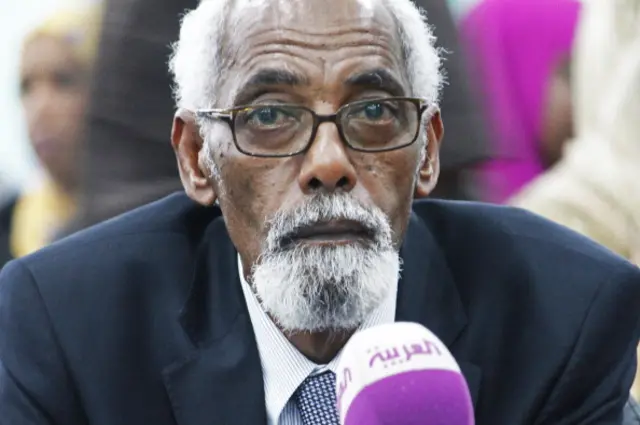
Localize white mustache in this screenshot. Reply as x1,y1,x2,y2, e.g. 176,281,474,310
264,193,393,252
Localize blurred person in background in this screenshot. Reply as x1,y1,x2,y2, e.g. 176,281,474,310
460,0,580,204
0,5,102,267
510,0,640,400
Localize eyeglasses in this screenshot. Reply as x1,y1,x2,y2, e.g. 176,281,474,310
195,97,438,158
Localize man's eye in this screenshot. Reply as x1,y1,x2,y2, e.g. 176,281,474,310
247,107,291,127
352,102,395,121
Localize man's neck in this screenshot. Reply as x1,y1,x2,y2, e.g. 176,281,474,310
284,329,355,364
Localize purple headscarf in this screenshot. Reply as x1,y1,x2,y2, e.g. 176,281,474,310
460,0,580,203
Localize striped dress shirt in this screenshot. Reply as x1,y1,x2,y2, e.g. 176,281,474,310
238,257,398,425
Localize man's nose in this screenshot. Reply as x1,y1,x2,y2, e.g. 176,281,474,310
298,121,357,194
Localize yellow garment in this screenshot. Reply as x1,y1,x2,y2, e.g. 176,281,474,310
510,0,640,400
24,3,103,68
10,181,76,258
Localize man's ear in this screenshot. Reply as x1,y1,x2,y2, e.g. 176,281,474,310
414,110,444,199
171,108,217,206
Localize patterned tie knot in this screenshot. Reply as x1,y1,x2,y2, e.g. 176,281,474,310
294,371,340,425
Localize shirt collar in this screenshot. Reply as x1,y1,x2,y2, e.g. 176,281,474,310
238,255,397,425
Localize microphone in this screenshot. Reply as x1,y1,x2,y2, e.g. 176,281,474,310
335,322,474,425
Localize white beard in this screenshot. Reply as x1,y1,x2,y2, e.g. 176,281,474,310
251,193,401,333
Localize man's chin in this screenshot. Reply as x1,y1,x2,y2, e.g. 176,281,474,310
252,247,400,333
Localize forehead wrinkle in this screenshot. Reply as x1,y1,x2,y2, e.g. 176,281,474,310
225,44,408,105
230,23,402,73
236,44,325,71
230,46,407,98
226,0,399,50
246,27,399,51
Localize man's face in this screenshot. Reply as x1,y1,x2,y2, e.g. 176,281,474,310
176,0,443,332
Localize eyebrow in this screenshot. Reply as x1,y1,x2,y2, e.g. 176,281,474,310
232,68,308,105
344,69,406,97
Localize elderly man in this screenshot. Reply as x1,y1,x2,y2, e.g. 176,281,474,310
0,0,639,424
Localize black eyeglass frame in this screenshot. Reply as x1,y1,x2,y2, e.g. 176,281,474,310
195,96,438,158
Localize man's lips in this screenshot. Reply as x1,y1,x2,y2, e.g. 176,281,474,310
281,220,374,246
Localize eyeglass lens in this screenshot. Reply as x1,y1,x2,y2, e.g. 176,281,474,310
233,98,420,155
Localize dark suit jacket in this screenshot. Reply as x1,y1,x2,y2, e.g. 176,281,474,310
1,193,639,425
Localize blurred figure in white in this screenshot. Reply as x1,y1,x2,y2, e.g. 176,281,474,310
510,0,640,399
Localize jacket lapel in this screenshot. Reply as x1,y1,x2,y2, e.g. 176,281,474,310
162,215,267,425
396,209,482,408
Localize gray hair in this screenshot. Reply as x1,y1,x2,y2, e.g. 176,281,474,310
169,0,444,111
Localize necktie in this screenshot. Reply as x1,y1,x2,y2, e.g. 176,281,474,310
294,371,341,425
